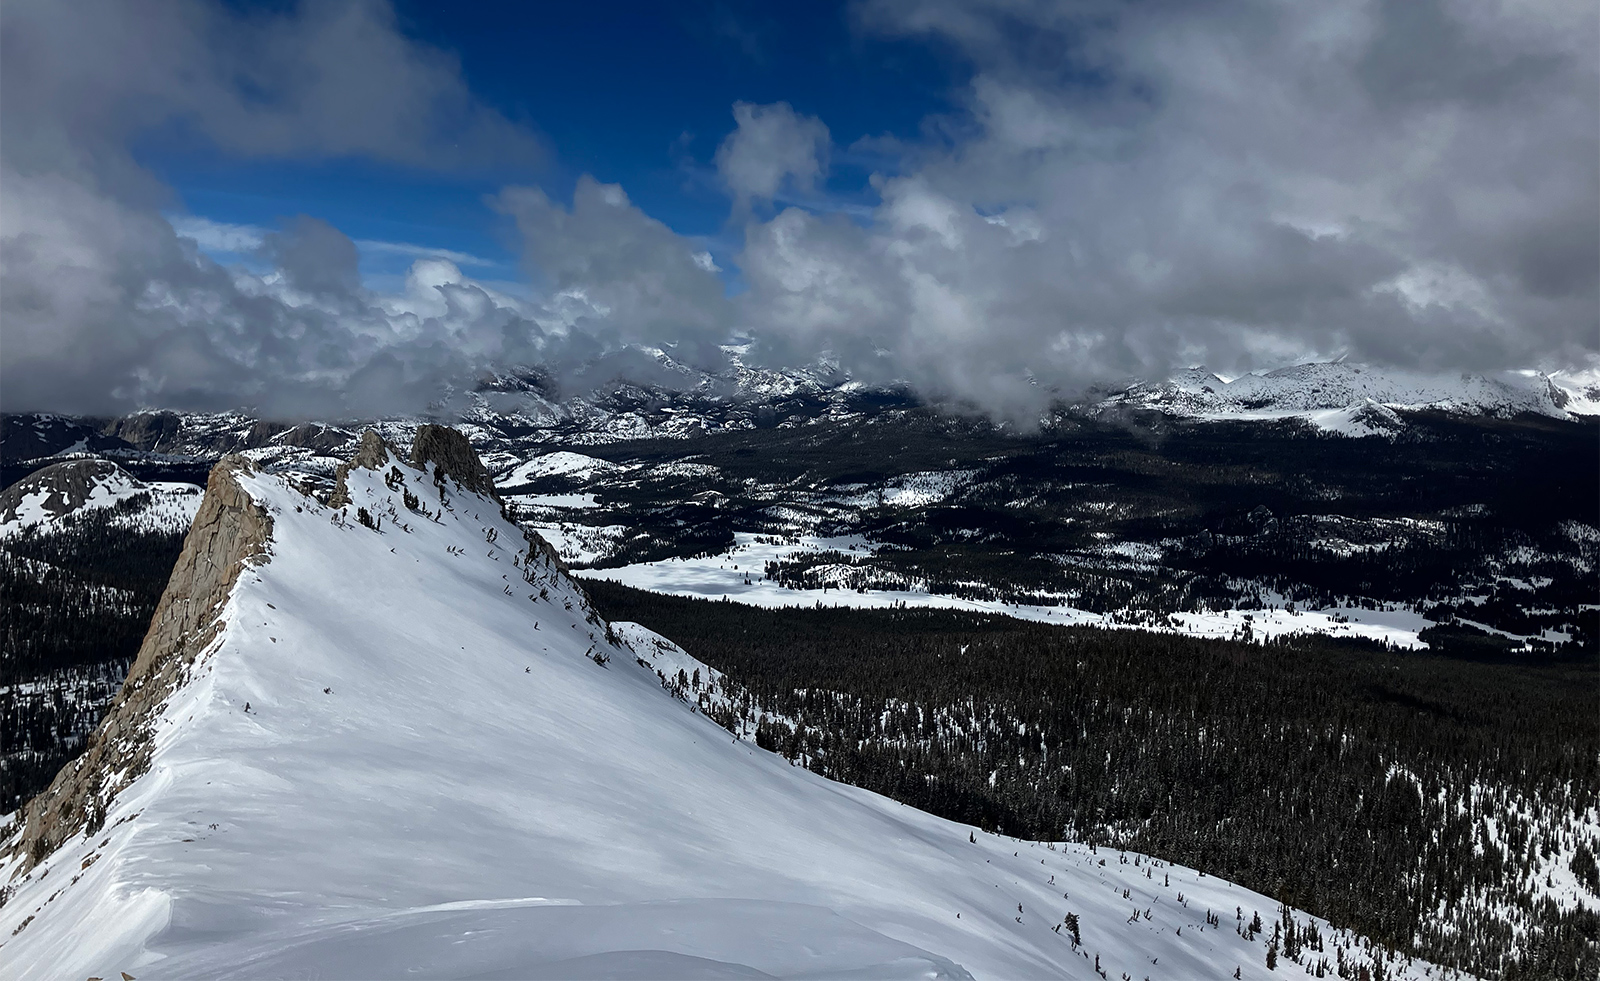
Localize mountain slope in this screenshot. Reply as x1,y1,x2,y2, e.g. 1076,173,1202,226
0,458,200,536
0,430,1442,980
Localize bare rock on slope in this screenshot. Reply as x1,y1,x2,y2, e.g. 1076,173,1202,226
99,411,184,453
411,424,496,499
327,430,400,508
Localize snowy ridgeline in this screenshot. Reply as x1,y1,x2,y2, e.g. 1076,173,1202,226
0,456,1453,980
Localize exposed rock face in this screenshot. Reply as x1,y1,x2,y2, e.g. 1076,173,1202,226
4,456,273,875
274,423,353,454
0,459,130,523
100,411,183,452
335,425,559,568
411,424,495,499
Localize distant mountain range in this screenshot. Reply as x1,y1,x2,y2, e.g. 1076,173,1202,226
4,361,1597,484
1103,362,1600,436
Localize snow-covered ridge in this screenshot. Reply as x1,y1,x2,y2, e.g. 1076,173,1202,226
0,430,1447,980
1104,361,1598,434
0,458,201,536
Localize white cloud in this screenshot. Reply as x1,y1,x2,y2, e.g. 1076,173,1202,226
481,2,1597,420
0,0,542,417
715,102,830,211
496,176,733,369
4,0,1594,422
353,239,497,268
714,0,1598,414
169,215,265,253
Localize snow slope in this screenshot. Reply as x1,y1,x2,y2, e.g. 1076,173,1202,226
0,444,1447,980
499,450,630,486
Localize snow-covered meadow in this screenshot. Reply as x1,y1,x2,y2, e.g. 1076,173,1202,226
579,533,1437,649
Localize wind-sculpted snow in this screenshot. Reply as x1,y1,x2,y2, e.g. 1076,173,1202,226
0,440,1447,980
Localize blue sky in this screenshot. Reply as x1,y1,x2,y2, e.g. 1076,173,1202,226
151,0,962,287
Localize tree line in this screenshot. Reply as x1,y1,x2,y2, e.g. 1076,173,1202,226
588,580,1600,980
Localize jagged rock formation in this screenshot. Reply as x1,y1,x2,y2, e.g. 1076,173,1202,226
326,426,561,569
326,430,399,508
412,423,496,498
327,426,496,508
0,459,128,524
4,456,273,874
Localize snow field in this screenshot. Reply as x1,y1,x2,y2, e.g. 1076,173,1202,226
579,533,1436,649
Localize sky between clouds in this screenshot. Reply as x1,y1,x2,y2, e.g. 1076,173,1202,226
1,0,1595,419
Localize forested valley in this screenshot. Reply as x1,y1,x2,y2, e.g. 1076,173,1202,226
0,499,184,811
589,580,1600,980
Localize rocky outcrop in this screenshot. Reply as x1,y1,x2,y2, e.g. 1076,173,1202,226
327,430,398,508
0,459,131,524
327,426,559,569
411,424,496,499
5,456,273,875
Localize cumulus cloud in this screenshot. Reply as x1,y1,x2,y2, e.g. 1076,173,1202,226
1,0,538,190
496,176,734,372
750,0,1596,414
481,1,1600,420
0,0,541,416
715,101,831,211
0,173,554,418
